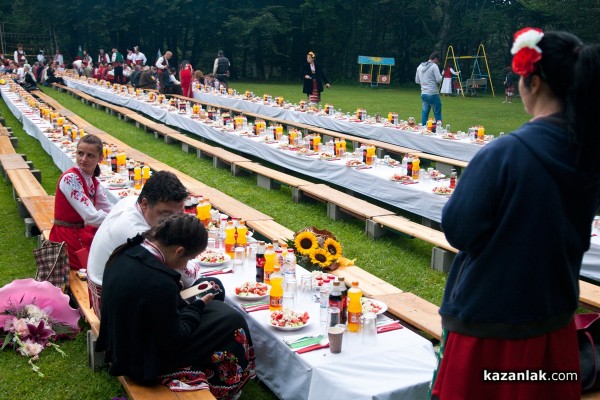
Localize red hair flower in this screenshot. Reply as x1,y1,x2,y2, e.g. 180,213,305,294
511,27,544,77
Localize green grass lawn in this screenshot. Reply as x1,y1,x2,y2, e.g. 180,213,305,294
0,82,532,399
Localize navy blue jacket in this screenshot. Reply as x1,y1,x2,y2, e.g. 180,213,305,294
440,116,600,339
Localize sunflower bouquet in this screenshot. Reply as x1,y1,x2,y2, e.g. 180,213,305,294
291,227,354,271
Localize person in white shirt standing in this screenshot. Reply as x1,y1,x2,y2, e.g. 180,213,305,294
155,50,173,93
53,49,64,67
415,51,443,126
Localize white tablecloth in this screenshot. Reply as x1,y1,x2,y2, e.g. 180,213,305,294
0,87,120,204
192,90,483,162
217,265,437,400
64,79,449,222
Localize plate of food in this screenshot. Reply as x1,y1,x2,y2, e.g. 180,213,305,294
116,188,140,198
390,174,413,183
432,186,454,195
269,309,311,331
107,176,128,188
196,250,231,267
361,298,387,315
429,170,445,180
311,271,336,287
345,159,364,167
235,281,270,300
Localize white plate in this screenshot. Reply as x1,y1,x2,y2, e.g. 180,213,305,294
234,283,270,300
108,183,128,189
269,317,311,331
196,253,231,267
361,298,387,315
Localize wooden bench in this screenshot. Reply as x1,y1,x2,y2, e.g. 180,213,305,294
233,161,314,201
0,135,16,154
68,271,217,400
0,153,29,172
377,292,442,340
245,219,295,246
580,280,600,312
6,168,46,200
299,183,395,227
370,215,456,252
201,186,274,223
21,195,54,236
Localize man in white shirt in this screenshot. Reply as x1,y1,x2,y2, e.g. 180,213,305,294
155,51,173,93
87,171,189,316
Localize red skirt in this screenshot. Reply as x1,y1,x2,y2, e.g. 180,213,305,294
49,225,97,270
431,320,581,400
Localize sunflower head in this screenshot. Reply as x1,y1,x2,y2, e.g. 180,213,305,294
323,238,342,260
294,231,318,256
310,248,333,268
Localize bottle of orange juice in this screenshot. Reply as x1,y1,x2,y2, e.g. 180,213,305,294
236,220,248,248
264,243,275,285
197,198,212,227
133,163,142,190
347,281,363,332
224,221,236,258
269,265,283,311
411,156,420,180
141,163,150,186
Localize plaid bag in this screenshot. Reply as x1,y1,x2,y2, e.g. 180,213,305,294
34,240,70,292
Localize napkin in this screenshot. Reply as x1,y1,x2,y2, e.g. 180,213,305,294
284,334,325,350
295,342,329,354
377,321,403,334
241,301,269,313
202,268,233,277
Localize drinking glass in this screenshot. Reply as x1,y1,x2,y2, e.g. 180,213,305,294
299,275,314,305
327,307,341,328
282,276,297,309
361,312,377,346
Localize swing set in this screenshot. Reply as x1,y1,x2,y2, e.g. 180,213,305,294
443,44,495,97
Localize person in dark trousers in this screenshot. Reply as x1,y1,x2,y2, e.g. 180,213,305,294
212,50,230,89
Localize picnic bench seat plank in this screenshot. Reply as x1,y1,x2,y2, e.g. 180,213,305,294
372,215,457,253
0,153,29,170
377,292,442,340
6,169,46,198
245,219,295,245
0,135,16,154
201,187,274,222
299,183,395,219
20,196,55,232
69,270,100,336
331,265,403,298
580,280,600,312
234,161,314,188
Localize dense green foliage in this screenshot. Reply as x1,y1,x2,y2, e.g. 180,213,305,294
1,1,598,86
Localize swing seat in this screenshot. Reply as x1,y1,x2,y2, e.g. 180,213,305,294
464,78,487,95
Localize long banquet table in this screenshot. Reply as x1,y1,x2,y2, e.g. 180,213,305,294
192,89,484,162
216,264,437,400
64,78,450,222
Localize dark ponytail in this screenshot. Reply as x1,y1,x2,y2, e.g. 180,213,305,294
527,32,600,169
569,43,600,169
146,213,208,256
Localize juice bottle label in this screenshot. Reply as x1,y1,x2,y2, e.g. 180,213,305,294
347,312,361,332
264,270,272,284
269,296,282,310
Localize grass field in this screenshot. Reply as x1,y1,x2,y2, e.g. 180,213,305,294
0,82,532,399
